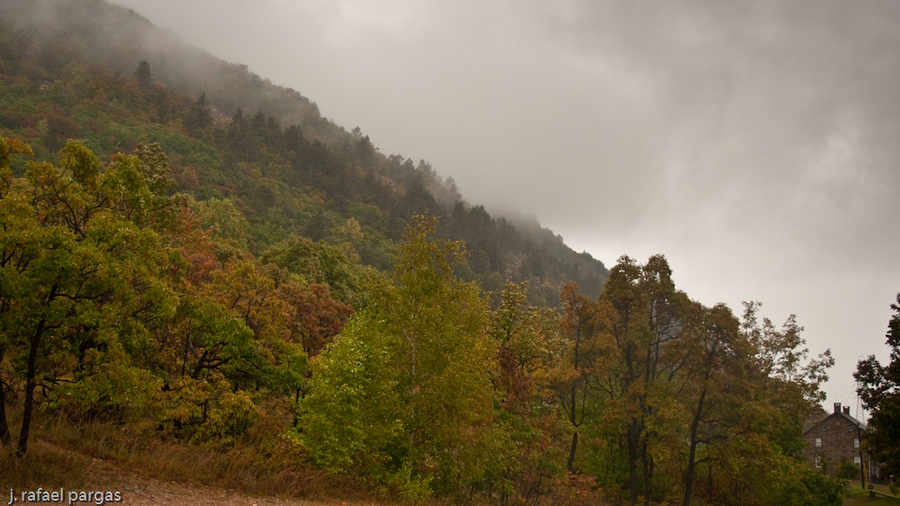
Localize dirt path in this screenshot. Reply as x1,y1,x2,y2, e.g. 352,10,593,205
21,441,375,506
73,470,375,506
101,468,376,506
9,474,345,506
110,475,357,506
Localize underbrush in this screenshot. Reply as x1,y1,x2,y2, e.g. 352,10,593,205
0,409,378,504
1,410,606,505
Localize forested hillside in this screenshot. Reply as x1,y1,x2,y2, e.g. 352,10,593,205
0,0,608,303
0,2,845,505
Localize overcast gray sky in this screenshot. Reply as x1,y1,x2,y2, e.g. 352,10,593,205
108,0,900,412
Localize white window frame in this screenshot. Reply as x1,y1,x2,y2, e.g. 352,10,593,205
815,437,823,448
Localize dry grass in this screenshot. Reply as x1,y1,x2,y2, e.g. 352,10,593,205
1,411,382,504
0,438,91,489
3,410,600,506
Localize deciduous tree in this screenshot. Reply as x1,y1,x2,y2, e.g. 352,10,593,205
0,139,177,454
300,216,501,497
855,293,900,493
596,255,691,504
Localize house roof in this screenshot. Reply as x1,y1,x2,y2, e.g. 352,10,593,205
803,410,866,436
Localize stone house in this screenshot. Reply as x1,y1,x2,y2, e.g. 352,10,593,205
803,402,867,475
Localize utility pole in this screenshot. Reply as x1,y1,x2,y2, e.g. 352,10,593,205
857,423,866,488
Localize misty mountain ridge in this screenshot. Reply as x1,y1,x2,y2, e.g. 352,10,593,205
0,0,608,301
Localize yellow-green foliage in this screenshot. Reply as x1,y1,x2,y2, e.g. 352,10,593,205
300,216,504,497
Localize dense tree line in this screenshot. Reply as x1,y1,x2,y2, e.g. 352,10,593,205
0,138,844,505
0,138,353,455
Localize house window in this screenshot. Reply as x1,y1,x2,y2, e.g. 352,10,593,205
854,438,860,449
815,456,822,468
815,437,823,448
854,456,861,466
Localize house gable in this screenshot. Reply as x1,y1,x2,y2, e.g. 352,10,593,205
803,403,864,472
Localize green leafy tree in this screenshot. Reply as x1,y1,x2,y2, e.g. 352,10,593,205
696,302,833,506
740,301,833,456
491,281,559,410
489,281,570,504
0,137,35,446
582,257,832,506
0,139,178,455
855,293,900,493
595,255,692,504
556,281,604,473
677,302,752,506
300,216,501,497
673,300,832,506
149,259,306,442
261,236,366,306
192,197,251,250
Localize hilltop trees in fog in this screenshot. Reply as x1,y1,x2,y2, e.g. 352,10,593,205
0,0,610,300
134,60,153,89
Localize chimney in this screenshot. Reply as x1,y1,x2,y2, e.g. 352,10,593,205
834,402,841,414
843,406,850,415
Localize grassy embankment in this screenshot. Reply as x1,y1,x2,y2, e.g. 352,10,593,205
844,479,900,505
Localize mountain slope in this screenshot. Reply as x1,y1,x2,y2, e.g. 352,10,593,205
0,0,608,301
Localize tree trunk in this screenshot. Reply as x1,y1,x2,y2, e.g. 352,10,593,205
642,441,653,505
567,428,579,472
566,302,583,473
683,389,706,506
628,417,640,505
18,319,46,456
0,361,10,446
